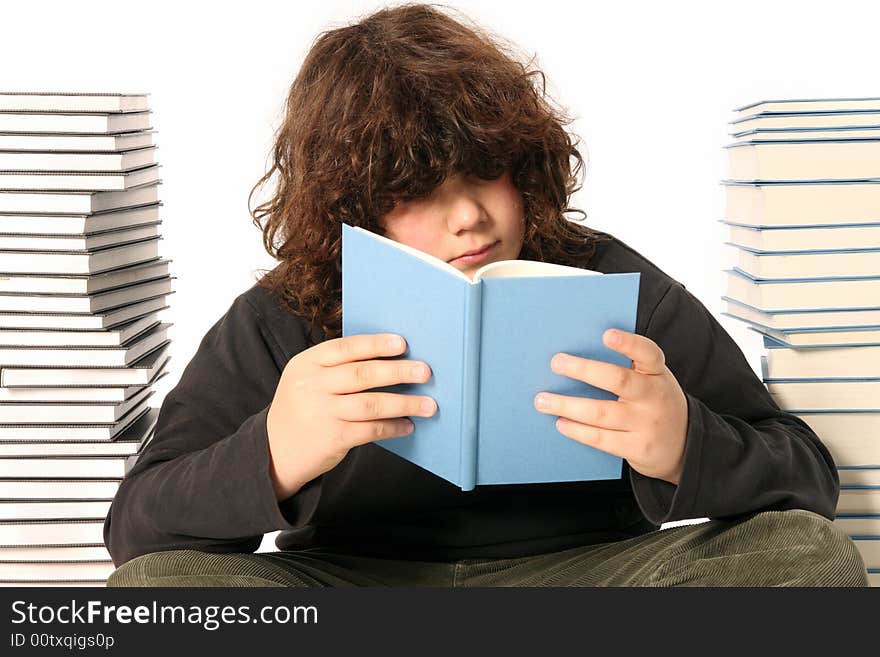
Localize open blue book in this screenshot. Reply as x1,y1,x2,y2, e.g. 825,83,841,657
341,223,640,491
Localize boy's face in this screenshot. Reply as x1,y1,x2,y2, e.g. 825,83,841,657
380,171,526,279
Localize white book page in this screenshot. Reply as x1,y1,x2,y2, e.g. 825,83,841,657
353,226,601,282
474,259,600,280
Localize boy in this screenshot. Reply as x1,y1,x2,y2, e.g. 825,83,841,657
105,4,867,587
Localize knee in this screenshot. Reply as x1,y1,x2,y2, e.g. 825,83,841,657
106,549,316,587
106,550,204,587
745,509,868,586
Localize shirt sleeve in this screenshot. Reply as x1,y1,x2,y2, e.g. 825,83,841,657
627,283,840,525
103,291,321,567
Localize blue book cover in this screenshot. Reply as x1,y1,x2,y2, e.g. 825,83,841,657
734,98,880,113
731,267,880,284
727,242,880,256
730,110,880,126
720,219,880,229
721,179,880,187
341,223,640,491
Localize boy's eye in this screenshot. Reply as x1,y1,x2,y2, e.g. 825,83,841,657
466,173,500,185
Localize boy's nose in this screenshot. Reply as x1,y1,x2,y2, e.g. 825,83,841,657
446,194,488,232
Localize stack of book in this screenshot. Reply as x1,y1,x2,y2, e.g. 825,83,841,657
720,97,880,587
0,92,172,586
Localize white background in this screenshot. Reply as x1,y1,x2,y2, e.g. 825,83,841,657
3,0,879,547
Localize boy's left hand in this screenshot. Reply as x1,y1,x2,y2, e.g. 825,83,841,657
534,329,688,486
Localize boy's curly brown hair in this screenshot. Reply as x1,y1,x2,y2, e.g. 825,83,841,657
250,3,606,344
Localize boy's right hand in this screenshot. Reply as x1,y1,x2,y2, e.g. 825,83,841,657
266,333,436,501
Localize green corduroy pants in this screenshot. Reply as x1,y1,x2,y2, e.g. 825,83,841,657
106,509,869,587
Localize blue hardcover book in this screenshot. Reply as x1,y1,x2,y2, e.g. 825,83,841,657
759,329,880,349
726,243,880,281
341,223,640,491
729,110,880,132
734,98,880,114
720,220,880,254
723,268,880,313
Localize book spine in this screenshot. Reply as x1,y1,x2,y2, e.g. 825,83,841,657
459,283,482,491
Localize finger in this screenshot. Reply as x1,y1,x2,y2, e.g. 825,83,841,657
339,418,417,448
534,394,633,431
551,353,647,400
332,391,437,422
324,358,431,394
555,417,632,460
603,329,665,375
313,333,407,368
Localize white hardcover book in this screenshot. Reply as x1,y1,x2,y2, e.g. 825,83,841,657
0,561,115,581
0,431,153,459
723,222,880,252
0,500,112,521
0,258,169,295
734,98,880,115
727,245,880,280
0,111,150,134
0,165,159,192
0,520,106,546
0,404,148,441
0,237,160,275
0,438,146,456
732,127,880,142
0,435,151,458
0,409,156,455
0,130,155,152
838,489,880,515
0,479,121,499
0,314,160,347
723,181,880,227
833,515,880,536
838,467,880,486
0,277,174,313
724,270,880,312
0,182,159,214
0,382,148,403
797,413,880,466
0,92,149,112
0,322,168,367
0,221,160,251
0,545,110,561
853,538,880,569
764,345,880,379
767,380,880,411
731,111,880,133
0,146,156,172
726,139,880,182
0,386,153,424
721,298,880,331
0,296,168,331
0,203,159,236
1,342,169,387
0,453,138,477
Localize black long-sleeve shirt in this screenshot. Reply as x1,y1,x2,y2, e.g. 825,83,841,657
104,234,839,566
